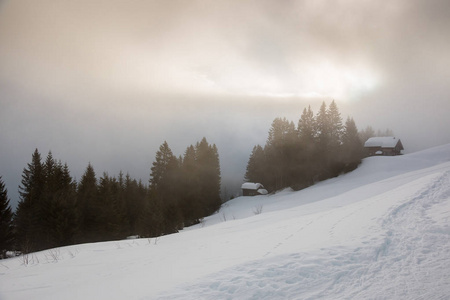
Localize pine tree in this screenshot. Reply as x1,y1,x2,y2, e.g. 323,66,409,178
265,118,297,191
76,163,98,243
179,145,201,226
245,145,266,184
41,153,77,248
327,100,344,176
15,149,45,252
342,117,364,169
298,106,316,145
150,141,175,190
195,138,221,216
149,141,183,234
124,173,147,235
97,173,126,241
134,179,153,237
315,102,329,149
296,106,317,188
51,162,77,246
327,100,343,152
0,177,14,258
208,143,222,211
40,151,58,248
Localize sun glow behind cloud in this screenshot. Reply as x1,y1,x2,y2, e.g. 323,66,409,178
292,61,379,100
111,39,380,102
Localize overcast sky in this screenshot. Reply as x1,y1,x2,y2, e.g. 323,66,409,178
1,0,450,208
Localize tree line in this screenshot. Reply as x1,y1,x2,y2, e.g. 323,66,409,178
0,137,221,255
245,101,366,192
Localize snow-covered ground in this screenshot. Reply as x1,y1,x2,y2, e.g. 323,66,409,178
1,144,450,299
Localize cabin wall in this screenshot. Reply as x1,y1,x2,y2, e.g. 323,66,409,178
366,147,401,156
242,189,258,196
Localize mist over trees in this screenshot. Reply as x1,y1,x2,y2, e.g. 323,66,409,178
2,101,395,256
7,138,221,254
245,101,366,192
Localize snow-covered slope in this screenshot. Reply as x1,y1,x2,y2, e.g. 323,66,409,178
2,144,450,299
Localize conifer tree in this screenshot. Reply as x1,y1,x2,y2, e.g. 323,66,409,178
52,162,77,246
315,102,329,149
0,177,14,258
245,145,266,184
208,143,222,210
179,145,201,225
97,173,126,240
150,141,183,234
264,118,297,191
15,149,45,252
195,138,221,216
150,141,175,190
124,174,147,235
134,179,153,237
41,153,77,248
342,117,364,171
296,106,317,188
298,106,316,145
327,100,344,151
76,163,98,243
327,100,344,176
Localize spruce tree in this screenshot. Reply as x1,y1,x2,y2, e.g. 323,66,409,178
41,151,58,248
195,138,221,216
15,149,45,252
298,106,316,145
0,177,14,258
150,141,182,234
124,173,146,235
150,141,175,190
76,163,98,243
52,162,77,247
134,179,153,237
97,173,126,241
245,145,266,184
327,100,344,151
264,118,297,191
342,117,363,172
296,105,317,187
41,154,77,248
180,145,201,225
315,102,329,149
327,100,344,176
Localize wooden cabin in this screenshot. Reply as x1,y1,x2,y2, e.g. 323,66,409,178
241,182,268,196
364,137,404,156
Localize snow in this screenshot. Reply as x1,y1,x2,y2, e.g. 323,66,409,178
241,182,263,190
364,136,401,148
1,144,450,299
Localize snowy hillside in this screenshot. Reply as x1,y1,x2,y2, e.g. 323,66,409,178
2,144,450,299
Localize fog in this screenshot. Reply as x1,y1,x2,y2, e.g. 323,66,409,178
1,0,450,208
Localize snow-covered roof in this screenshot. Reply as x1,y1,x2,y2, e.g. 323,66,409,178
364,137,401,148
241,182,264,190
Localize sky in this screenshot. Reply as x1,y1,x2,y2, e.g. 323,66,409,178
1,0,450,209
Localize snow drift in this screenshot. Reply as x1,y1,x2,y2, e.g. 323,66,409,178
1,144,450,299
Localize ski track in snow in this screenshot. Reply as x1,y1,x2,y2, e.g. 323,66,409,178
156,170,450,300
